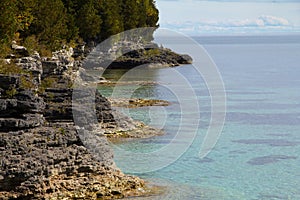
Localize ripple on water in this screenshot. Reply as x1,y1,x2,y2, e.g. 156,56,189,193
247,155,297,166
232,139,300,147
258,193,291,200
229,150,248,154
265,133,293,137
197,157,214,163
226,112,300,125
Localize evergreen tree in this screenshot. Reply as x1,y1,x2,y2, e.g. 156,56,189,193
60,0,79,42
144,0,159,27
31,0,69,50
99,0,123,40
137,0,148,27
0,0,19,44
77,1,102,41
121,0,139,30
0,0,160,55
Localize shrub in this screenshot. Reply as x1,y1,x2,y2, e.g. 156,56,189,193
20,75,35,90
0,43,12,58
0,62,24,75
5,87,18,98
143,48,160,57
23,35,39,55
39,77,57,93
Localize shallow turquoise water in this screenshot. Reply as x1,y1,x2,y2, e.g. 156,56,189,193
99,35,300,199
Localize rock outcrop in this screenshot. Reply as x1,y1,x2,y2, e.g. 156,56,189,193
0,75,45,132
82,41,192,70
0,47,152,199
0,123,147,199
108,48,193,69
0,38,184,198
108,98,170,108
15,56,43,86
11,41,30,57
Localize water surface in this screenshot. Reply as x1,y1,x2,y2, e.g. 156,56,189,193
99,35,300,199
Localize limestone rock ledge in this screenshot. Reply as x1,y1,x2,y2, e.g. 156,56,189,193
0,76,45,131
0,48,155,199
0,123,147,200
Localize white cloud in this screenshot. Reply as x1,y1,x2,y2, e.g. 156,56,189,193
160,15,298,34
258,15,290,26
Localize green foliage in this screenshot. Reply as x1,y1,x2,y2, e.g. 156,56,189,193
0,43,12,58
143,48,160,57
17,8,34,32
38,45,53,57
77,1,102,41
59,127,66,135
0,0,160,57
31,0,69,50
20,75,35,90
0,62,24,75
5,87,18,98
99,0,124,40
121,0,139,30
23,35,39,55
145,0,159,27
39,77,57,93
0,0,19,45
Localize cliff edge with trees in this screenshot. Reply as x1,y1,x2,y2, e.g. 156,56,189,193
0,0,159,56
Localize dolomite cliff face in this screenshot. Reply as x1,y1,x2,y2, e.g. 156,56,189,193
0,49,148,199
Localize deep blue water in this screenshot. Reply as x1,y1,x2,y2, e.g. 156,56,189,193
99,35,300,199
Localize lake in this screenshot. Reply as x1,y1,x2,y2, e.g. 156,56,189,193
99,34,300,200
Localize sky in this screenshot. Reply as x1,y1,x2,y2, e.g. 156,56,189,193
156,0,300,35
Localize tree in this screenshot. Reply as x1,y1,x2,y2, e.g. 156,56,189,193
145,0,159,27
60,0,80,42
99,0,123,40
0,0,161,57
121,0,139,30
31,0,69,50
137,0,148,27
0,0,19,44
77,1,102,41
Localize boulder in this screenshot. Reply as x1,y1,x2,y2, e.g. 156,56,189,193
11,41,29,57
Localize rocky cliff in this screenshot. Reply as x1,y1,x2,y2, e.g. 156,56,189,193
0,48,150,199
0,40,187,199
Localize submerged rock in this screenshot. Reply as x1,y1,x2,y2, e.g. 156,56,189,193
109,97,170,108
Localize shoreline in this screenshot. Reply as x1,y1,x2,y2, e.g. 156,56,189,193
108,97,170,108
0,40,190,199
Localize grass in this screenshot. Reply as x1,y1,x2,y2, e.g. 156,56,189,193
4,87,18,98
143,48,161,57
0,61,24,75
39,77,57,93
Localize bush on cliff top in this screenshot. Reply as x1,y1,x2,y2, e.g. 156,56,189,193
0,0,159,57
